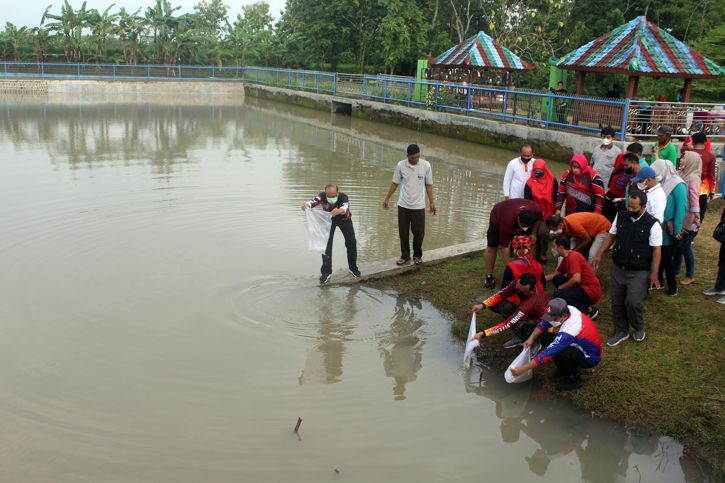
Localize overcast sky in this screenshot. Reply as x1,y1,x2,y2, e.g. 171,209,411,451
1,0,287,28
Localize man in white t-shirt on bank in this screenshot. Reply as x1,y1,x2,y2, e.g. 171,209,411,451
629,166,665,223
502,144,534,199
383,144,437,265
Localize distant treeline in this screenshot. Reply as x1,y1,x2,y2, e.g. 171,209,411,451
0,0,722,100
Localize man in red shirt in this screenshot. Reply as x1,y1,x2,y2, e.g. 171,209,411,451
691,132,716,221
485,199,544,288
546,235,602,318
471,272,548,349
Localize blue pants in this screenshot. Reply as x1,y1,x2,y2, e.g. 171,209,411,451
673,230,697,279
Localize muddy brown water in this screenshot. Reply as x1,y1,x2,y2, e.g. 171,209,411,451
0,93,700,482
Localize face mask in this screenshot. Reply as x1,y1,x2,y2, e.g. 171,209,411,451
636,182,647,191
602,138,612,146
518,223,529,231
551,247,559,259
624,167,634,175
628,209,644,218
533,171,544,178
549,320,562,328
327,196,338,204
549,229,563,236
520,157,532,164
515,289,528,298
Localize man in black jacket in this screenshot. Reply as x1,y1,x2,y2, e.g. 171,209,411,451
302,184,360,284
592,191,662,346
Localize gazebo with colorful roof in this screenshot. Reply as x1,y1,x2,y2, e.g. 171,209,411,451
552,16,723,102
428,31,535,85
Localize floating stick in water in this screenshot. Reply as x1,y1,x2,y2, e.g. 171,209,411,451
294,417,302,433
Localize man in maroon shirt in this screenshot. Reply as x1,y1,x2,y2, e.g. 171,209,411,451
691,132,716,221
485,199,544,288
471,273,548,349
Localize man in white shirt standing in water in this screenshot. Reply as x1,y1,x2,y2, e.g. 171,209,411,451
383,144,436,266
502,144,534,200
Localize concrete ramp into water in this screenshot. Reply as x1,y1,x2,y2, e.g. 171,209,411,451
329,240,484,286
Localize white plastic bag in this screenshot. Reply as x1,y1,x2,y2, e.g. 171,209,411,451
463,313,480,369
305,208,332,254
504,347,532,383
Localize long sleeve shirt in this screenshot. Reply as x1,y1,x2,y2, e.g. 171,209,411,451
481,279,547,337
696,149,717,195
654,142,678,166
556,171,605,214
662,183,687,245
306,192,352,222
503,157,532,199
683,179,701,231
534,307,601,367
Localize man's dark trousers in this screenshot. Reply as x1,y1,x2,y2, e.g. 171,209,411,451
321,218,358,276
398,206,425,260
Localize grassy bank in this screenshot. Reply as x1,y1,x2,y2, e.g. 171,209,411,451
370,201,725,471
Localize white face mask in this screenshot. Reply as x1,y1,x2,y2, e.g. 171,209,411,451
637,181,648,191
549,320,562,328
549,229,563,236
602,138,612,146
551,247,559,259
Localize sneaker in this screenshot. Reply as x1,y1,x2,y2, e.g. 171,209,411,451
703,288,725,296
319,273,332,284
557,375,583,392
718,296,725,305
587,306,599,319
633,330,646,342
502,336,523,349
348,268,361,277
484,274,495,289
606,332,630,347
667,289,678,297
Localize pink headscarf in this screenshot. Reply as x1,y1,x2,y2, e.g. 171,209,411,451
570,154,597,177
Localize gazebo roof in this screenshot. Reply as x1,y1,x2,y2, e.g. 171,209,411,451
432,31,535,71
552,16,723,79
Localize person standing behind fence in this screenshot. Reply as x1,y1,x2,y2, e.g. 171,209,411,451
302,184,360,284
503,145,534,200
591,127,621,186
674,151,702,285
553,81,568,124
382,144,436,266
654,126,678,167
555,154,605,216
524,159,558,262
691,132,716,222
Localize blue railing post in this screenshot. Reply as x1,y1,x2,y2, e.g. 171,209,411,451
407,81,413,107
316,72,320,92
301,72,305,89
77,63,80,77
112,64,116,79
621,98,630,141
466,85,472,113
4,62,7,75
41,63,45,79
211,65,215,78
178,65,181,78
256,68,259,83
147,64,150,80
545,90,553,128
362,77,367,98
383,78,388,103
434,84,439,107
502,91,509,121
276,70,280,86
288,71,291,88
333,73,337,96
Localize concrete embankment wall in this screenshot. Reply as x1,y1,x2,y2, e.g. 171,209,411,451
0,79,245,106
244,84,612,162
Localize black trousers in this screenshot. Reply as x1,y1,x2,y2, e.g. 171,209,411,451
398,206,426,260
699,194,709,223
321,218,358,276
490,301,538,341
539,332,589,377
553,275,595,312
716,242,725,291
658,244,677,293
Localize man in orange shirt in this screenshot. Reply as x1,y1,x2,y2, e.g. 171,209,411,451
546,212,612,265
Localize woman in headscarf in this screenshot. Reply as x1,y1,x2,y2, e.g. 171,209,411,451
555,154,605,216
673,151,703,285
651,159,687,296
525,159,558,262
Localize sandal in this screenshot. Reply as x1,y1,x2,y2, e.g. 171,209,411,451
413,257,423,265
396,258,410,266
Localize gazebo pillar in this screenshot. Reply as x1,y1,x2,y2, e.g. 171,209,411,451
576,71,586,95
625,75,639,98
682,78,693,103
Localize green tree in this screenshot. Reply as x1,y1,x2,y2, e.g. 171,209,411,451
226,2,274,66
145,0,182,64
42,0,91,62
86,5,119,62
117,8,147,64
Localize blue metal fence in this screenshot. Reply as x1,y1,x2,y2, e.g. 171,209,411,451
0,61,631,139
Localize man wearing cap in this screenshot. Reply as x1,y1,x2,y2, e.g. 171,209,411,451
383,144,437,266
654,126,678,166
509,298,602,391
630,165,665,223
471,272,548,349
592,190,662,346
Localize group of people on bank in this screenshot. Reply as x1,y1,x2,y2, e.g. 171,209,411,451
301,133,723,392
475,127,722,391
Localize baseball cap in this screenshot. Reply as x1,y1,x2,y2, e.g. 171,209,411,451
631,166,656,182
541,298,569,321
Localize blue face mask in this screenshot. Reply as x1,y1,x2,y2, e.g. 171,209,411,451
327,196,338,204
533,171,544,178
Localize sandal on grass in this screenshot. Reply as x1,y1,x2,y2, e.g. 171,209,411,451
413,257,423,265
396,258,410,266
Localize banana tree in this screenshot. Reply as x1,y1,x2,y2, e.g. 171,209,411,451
42,0,91,62
86,4,119,62
117,8,146,64
145,0,181,64
2,23,29,61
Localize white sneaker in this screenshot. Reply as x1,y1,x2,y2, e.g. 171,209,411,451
703,288,725,296
718,296,725,305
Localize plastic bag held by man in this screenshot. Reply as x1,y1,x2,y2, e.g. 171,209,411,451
306,209,332,254
463,313,480,369
505,348,532,383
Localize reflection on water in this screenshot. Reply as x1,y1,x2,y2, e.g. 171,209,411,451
0,94,711,482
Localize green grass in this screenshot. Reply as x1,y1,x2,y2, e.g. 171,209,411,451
370,201,725,473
